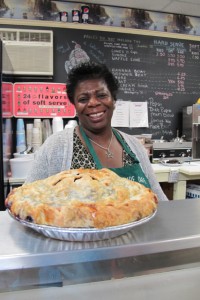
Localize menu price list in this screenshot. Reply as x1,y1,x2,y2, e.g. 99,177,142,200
13,83,76,118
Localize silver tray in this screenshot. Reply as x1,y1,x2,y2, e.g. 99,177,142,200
7,209,157,242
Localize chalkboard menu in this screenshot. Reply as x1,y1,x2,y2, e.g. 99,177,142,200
52,26,200,140
2,22,200,140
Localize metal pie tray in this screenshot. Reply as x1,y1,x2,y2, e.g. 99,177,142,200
7,209,157,242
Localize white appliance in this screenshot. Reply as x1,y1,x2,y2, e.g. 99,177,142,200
0,28,53,76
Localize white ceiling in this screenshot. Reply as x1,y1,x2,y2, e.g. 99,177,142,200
65,0,200,17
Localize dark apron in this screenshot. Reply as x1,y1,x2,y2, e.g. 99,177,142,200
79,126,151,188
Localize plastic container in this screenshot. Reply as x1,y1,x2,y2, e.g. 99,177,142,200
10,158,34,179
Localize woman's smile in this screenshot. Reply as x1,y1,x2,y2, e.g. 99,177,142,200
87,111,105,122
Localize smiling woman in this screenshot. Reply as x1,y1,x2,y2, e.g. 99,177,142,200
25,61,168,201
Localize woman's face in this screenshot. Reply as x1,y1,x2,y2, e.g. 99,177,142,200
74,79,115,133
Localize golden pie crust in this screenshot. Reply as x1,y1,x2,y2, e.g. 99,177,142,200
5,168,158,229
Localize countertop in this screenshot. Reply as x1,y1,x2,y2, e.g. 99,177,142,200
1,199,200,272
152,160,200,173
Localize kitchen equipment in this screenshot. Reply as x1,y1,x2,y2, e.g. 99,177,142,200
182,104,200,160
152,141,192,163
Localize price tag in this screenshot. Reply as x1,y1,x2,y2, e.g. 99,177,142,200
168,169,179,183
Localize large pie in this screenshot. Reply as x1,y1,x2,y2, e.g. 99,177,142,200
5,168,158,229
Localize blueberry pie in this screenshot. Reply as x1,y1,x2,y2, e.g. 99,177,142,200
5,168,158,229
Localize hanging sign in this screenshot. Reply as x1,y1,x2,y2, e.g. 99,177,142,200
2,82,13,118
13,82,76,118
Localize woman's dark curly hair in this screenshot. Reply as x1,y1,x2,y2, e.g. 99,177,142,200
66,61,120,104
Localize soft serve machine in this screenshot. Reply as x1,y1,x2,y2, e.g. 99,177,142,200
182,104,200,160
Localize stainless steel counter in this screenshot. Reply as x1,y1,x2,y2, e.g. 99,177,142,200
1,199,200,293
1,199,200,269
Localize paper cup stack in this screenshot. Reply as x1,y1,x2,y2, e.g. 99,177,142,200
32,119,43,152
16,119,26,153
52,117,64,133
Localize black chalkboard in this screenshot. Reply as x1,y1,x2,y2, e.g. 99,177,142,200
2,23,200,140
52,26,200,140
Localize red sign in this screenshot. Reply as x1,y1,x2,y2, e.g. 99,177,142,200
2,82,13,118
13,83,76,118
